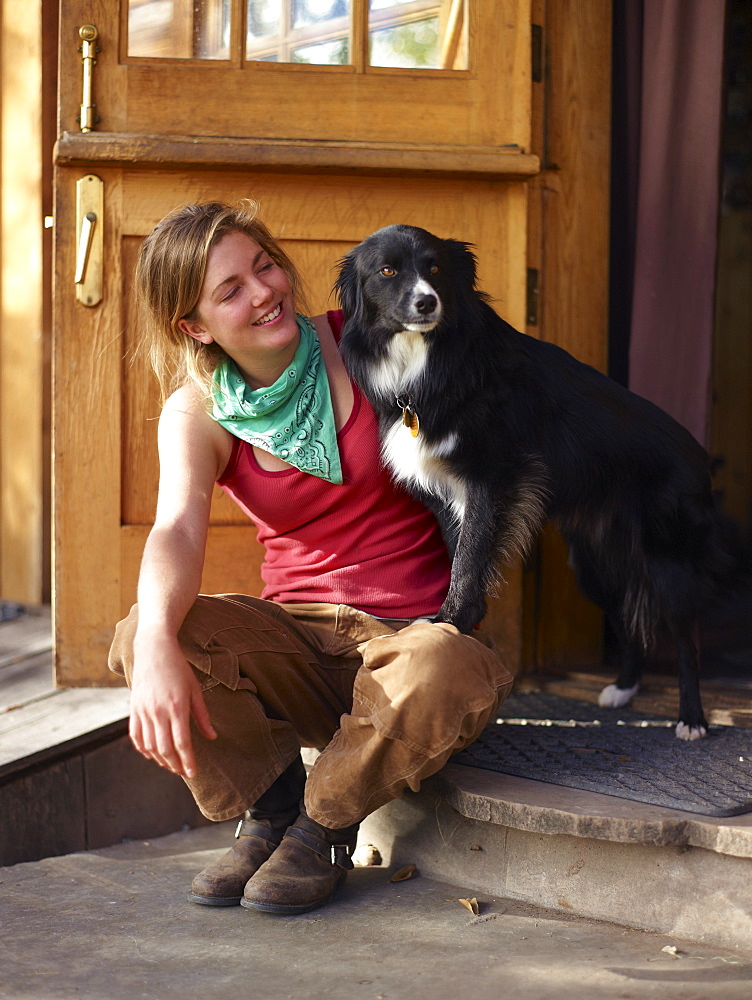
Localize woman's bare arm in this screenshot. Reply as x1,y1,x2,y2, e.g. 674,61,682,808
128,386,231,778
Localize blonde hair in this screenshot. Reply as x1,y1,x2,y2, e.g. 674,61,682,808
134,200,306,400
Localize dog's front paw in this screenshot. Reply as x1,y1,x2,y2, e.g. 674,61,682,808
675,721,708,741
598,682,639,708
435,607,483,635
436,593,486,635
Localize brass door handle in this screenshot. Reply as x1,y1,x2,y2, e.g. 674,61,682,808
74,211,97,284
75,175,103,307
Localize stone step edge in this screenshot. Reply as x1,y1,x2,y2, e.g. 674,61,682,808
302,747,752,861
422,762,752,860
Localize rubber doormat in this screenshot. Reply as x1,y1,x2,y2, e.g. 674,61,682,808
452,692,752,817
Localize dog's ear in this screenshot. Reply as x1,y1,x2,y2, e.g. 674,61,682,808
333,251,363,322
444,239,479,290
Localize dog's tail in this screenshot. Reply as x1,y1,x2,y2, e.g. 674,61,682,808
622,493,746,649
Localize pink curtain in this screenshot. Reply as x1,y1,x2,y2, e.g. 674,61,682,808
628,0,726,447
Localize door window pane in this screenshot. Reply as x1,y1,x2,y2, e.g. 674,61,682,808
127,0,231,59
292,37,350,63
369,0,467,69
247,0,351,63
127,0,467,67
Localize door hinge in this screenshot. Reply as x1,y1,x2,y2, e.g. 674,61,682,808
531,23,543,84
526,268,539,326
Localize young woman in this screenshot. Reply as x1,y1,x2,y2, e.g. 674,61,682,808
109,201,513,916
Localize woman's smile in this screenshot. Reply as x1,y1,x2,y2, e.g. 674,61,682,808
253,302,283,326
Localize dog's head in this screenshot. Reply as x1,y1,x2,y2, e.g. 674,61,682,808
334,225,479,339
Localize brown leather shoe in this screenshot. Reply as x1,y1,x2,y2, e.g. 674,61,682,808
188,755,307,906
240,812,359,915
188,818,288,906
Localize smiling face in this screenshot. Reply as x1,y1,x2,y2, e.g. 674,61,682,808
177,230,300,386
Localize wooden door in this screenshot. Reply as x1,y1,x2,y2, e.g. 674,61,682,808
53,0,548,685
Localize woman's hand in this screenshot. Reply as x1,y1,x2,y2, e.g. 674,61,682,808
129,632,217,779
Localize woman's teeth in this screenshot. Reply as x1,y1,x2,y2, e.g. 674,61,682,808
253,304,282,326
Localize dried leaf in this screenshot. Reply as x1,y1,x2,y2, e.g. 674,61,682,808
459,897,480,915
469,844,482,852
389,864,417,882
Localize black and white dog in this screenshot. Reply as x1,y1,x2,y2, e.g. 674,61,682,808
335,224,737,740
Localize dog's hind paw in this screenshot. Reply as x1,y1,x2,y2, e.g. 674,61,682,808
598,682,639,708
675,721,708,741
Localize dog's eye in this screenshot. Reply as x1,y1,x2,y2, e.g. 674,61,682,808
380,266,396,277
429,265,439,275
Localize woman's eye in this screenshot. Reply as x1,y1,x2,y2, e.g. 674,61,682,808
222,287,239,302
380,266,396,277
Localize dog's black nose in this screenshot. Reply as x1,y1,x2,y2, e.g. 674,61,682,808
414,294,437,315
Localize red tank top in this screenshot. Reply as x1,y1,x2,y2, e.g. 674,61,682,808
216,311,451,617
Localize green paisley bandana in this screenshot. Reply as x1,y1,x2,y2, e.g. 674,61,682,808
211,314,343,484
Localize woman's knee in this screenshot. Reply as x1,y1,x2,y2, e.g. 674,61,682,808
397,621,507,681
360,621,512,705
107,595,226,684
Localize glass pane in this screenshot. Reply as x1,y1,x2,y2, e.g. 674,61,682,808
127,0,230,59
293,37,349,63
247,0,280,42
370,16,438,68
293,0,349,29
369,0,468,70
247,0,351,64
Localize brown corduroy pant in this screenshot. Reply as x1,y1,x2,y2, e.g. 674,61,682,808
109,596,514,829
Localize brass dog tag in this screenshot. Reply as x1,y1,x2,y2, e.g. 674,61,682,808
402,406,420,437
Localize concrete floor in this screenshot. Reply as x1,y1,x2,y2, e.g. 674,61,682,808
1,821,750,1000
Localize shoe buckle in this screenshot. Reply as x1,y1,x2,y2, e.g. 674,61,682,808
330,843,353,870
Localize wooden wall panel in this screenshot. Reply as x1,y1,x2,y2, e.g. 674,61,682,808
710,189,752,535
121,525,266,622
53,168,125,684
1,0,45,603
521,0,612,671
541,0,612,370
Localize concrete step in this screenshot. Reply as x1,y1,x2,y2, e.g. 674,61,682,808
356,762,752,953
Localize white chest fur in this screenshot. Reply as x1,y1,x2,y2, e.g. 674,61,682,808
382,418,466,524
368,329,429,400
